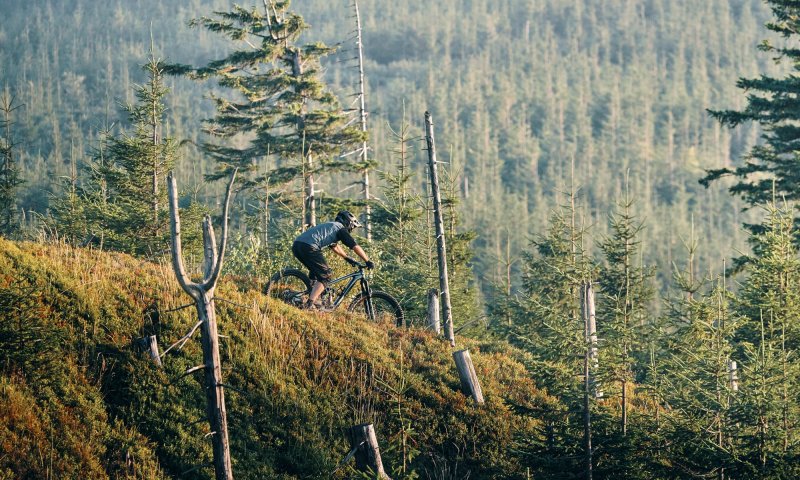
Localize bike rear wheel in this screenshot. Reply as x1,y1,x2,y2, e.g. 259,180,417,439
347,290,404,327
265,268,311,308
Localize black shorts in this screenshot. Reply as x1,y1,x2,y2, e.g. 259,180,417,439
292,241,332,285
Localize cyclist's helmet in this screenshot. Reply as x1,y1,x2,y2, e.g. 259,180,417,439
335,210,362,232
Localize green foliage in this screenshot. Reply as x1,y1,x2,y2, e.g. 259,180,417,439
653,275,739,477
592,192,657,477
496,196,599,476
48,50,185,256
725,203,800,478
0,0,776,302
371,115,436,323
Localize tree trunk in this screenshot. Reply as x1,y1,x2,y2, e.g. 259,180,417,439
427,288,440,334
167,170,237,480
424,112,454,346
580,282,595,480
147,335,162,367
197,290,233,480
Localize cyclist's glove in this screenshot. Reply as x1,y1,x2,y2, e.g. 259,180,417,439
365,260,375,270
345,257,359,267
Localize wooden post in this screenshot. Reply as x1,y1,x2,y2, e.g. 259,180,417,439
168,169,237,480
347,423,391,480
424,112,454,347
354,0,371,241
583,349,593,480
452,349,484,405
427,288,440,334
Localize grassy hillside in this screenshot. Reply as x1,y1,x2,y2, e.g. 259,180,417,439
0,238,558,479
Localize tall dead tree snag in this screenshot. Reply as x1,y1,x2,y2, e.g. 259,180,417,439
353,0,372,240
168,169,237,480
424,112,455,347
580,281,600,480
581,282,601,399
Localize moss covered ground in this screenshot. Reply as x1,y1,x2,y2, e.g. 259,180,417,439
0,238,557,479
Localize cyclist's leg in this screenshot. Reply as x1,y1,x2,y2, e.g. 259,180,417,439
293,242,332,305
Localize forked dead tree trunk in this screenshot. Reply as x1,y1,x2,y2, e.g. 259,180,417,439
167,169,237,480
424,112,454,347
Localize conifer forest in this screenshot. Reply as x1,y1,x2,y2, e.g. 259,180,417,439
5,0,800,478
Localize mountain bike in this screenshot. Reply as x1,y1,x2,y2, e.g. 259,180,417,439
265,262,404,327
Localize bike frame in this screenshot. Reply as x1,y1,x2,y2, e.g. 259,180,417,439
323,267,372,311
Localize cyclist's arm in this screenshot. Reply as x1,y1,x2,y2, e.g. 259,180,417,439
352,245,370,263
330,244,350,260
332,243,369,264
333,229,369,263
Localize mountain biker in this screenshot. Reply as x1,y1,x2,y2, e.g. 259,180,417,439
292,211,374,309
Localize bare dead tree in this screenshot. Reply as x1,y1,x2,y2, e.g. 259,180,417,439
353,0,371,240
167,169,237,480
424,112,454,347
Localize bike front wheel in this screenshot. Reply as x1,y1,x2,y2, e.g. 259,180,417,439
347,290,404,327
265,268,311,308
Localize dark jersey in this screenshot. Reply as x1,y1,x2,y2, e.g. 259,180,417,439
294,221,357,250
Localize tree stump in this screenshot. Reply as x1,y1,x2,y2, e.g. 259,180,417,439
346,423,391,479
452,349,484,405
136,335,162,367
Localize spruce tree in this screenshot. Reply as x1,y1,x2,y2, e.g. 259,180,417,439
702,1,800,224
91,51,179,255
727,203,800,478
594,192,656,477
654,257,738,479
439,160,480,332
371,114,434,323
0,90,23,236
506,193,597,476
49,49,182,255
168,2,365,228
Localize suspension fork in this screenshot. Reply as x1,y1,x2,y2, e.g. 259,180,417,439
360,276,374,320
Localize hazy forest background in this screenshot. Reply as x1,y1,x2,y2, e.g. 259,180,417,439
0,0,781,298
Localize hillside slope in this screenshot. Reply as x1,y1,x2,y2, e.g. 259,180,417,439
0,238,556,479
